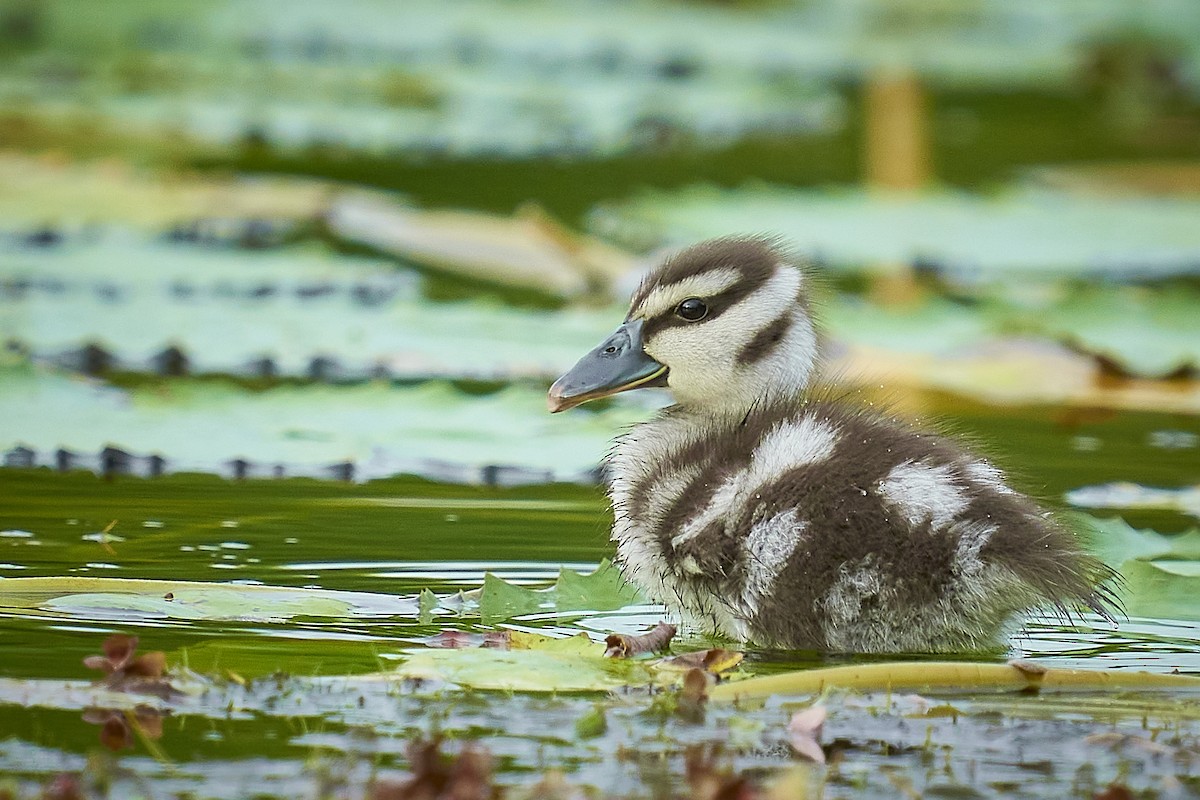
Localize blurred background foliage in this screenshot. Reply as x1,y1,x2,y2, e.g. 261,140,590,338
0,0,1197,484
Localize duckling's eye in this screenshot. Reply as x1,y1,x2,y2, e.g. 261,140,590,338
675,298,708,321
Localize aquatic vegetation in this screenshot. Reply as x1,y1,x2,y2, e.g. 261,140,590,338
591,184,1200,283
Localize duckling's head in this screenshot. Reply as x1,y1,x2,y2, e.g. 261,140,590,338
549,237,818,414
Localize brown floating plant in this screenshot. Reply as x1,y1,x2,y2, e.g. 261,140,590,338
683,744,757,800
656,648,744,675
369,737,498,800
603,621,676,658
82,706,166,751
82,634,177,699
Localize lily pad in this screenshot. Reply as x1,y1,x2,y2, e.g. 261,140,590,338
0,366,647,483
1014,286,1200,378
0,238,617,381
0,577,417,622
392,631,652,692
1082,513,1200,565
1067,482,1200,520
593,185,1200,282
1076,514,1200,621
477,560,642,623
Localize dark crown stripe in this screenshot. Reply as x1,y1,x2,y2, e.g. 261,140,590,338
630,236,783,314
736,311,793,366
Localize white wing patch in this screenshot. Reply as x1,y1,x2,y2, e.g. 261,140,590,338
671,474,739,547
741,508,807,615
820,556,887,651
878,459,969,532
962,460,1015,494
950,520,997,578
747,414,838,487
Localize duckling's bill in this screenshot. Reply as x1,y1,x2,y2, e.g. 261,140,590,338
548,319,667,412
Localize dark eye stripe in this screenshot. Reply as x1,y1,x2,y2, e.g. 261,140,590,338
641,269,772,339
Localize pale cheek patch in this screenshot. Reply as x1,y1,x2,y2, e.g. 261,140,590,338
634,267,743,321
878,460,969,531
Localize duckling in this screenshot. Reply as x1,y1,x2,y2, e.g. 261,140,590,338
548,237,1117,653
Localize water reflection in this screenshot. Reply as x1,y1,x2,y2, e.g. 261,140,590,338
1020,615,1200,673
82,706,167,752
279,559,598,586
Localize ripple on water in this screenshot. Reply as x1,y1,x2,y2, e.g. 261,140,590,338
1018,614,1200,673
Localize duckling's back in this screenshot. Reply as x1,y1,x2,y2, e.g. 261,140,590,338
607,397,1116,653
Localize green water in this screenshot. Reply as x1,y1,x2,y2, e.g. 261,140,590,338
0,400,1199,796
2,397,1197,675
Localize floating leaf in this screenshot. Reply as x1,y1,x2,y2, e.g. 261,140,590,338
0,154,330,229
554,559,643,611
418,589,439,624
477,572,548,623
0,366,645,483
1108,560,1200,621
507,631,595,655
1067,483,1200,520
0,577,417,622
655,648,745,676
393,638,651,693
594,185,1200,282
1022,286,1200,378
476,560,642,624
1053,515,1200,620
1077,513,1199,565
